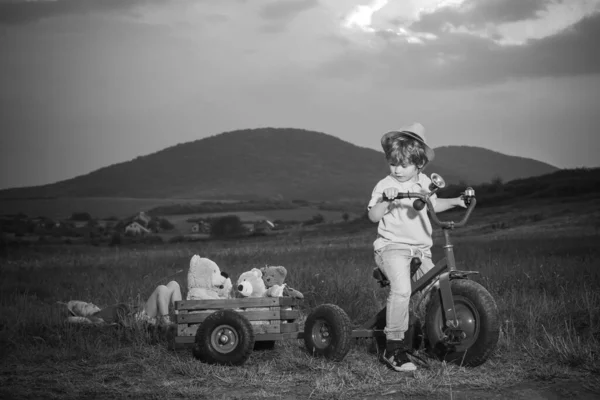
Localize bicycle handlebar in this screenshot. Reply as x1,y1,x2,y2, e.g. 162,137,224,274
383,191,477,229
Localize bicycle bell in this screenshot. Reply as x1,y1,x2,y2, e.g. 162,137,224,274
463,187,475,206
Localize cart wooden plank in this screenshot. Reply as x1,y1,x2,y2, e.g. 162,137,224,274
175,297,298,310
177,310,281,324
177,309,189,337
280,310,299,319
280,323,299,333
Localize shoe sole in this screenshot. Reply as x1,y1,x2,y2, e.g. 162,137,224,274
382,358,417,372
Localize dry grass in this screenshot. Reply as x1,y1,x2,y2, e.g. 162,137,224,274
1,202,599,399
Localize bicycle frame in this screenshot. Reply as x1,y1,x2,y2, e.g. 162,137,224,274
411,228,480,328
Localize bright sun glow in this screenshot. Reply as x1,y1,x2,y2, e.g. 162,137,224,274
342,0,388,32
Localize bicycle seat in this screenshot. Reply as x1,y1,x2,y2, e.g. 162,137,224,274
373,267,390,287
373,258,423,288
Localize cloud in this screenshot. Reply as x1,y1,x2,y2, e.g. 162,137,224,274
0,0,168,25
512,11,600,77
412,0,555,33
259,0,319,21
257,0,320,34
317,9,600,88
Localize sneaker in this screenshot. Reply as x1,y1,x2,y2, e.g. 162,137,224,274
381,347,417,372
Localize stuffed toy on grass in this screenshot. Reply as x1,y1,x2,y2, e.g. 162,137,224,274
57,300,106,324
236,268,267,298
260,265,304,299
187,255,230,300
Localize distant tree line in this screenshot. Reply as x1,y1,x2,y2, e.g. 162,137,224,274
438,167,600,207
210,215,246,238
147,200,300,216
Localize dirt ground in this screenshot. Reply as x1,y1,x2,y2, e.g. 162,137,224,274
234,378,600,400
360,378,600,400
143,375,600,400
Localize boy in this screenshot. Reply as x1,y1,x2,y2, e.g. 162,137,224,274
367,122,466,372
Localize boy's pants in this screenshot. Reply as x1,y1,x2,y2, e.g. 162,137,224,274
375,244,434,341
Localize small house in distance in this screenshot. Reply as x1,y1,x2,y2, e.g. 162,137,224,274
135,211,151,226
125,221,151,235
191,221,211,234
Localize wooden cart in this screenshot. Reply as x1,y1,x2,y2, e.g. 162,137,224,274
173,297,355,365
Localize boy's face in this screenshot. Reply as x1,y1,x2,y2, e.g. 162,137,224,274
388,161,419,183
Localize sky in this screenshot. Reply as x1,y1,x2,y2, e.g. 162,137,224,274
0,0,599,190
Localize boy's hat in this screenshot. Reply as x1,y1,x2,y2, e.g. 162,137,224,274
381,122,435,163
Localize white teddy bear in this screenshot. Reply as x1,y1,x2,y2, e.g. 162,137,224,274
236,268,267,298
186,255,230,300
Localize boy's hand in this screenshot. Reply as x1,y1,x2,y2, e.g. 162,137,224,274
383,187,400,201
456,196,467,208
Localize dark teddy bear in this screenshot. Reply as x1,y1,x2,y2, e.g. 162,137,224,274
260,265,304,299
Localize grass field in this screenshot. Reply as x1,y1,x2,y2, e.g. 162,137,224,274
1,199,599,399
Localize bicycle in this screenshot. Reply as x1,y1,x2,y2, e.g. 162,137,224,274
359,173,500,367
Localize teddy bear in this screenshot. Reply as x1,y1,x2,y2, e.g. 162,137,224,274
216,275,233,299
236,268,267,298
235,268,271,327
187,255,230,300
260,265,304,299
57,300,106,324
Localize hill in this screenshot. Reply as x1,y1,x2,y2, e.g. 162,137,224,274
430,146,559,185
0,128,559,201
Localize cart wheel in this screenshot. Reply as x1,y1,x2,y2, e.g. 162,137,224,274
425,279,499,367
304,304,352,361
193,309,255,366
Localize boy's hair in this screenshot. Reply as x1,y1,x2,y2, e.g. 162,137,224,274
382,135,429,169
